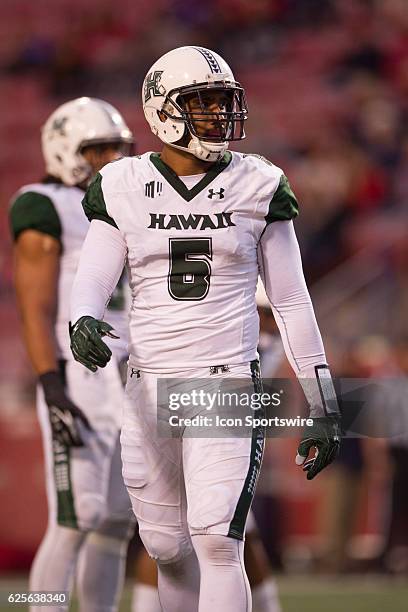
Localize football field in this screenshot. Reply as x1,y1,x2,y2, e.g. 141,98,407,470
1,576,407,611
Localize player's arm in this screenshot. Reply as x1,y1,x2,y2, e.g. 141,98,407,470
10,192,91,446
70,173,127,371
14,229,60,374
257,219,341,479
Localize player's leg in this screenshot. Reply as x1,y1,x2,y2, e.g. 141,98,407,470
184,362,265,612
245,514,281,612
29,524,86,610
186,433,255,612
122,369,200,611
192,534,251,612
132,547,161,612
76,435,135,612
156,549,200,612
58,357,131,611
29,384,86,612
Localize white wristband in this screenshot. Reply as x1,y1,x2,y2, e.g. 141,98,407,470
298,365,340,418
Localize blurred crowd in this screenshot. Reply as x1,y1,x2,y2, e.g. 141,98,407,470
0,0,407,576
1,0,407,328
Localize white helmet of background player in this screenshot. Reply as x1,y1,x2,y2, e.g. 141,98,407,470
41,97,134,185
142,46,248,163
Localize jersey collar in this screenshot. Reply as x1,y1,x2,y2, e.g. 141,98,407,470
149,151,232,202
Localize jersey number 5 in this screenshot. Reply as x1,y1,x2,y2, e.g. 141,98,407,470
168,238,212,301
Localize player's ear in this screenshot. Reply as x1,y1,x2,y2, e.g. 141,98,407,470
157,111,167,123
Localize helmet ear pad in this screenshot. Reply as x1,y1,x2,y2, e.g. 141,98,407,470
171,124,191,148
156,112,196,155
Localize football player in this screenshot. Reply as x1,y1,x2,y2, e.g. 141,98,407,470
10,97,159,612
70,47,341,611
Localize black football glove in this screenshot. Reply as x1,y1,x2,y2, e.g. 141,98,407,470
39,370,92,447
296,416,341,480
69,316,118,372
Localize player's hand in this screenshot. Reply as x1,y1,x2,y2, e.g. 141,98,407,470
69,316,118,372
295,416,341,480
39,371,93,447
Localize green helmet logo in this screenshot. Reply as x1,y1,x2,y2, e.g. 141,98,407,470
144,71,165,102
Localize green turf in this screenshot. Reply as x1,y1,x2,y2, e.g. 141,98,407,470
277,576,408,612
1,576,407,611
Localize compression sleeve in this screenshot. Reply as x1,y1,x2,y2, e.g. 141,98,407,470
70,220,127,323
258,220,326,373
257,221,339,417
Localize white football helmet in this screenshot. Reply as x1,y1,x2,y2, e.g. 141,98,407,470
41,97,134,185
142,46,248,162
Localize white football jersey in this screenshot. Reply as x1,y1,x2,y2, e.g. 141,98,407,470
83,151,298,371
10,182,129,359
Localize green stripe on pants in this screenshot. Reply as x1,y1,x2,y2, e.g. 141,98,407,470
52,436,78,528
228,360,265,540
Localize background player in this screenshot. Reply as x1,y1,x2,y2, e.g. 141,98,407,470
69,47,341,611
9,97,159,612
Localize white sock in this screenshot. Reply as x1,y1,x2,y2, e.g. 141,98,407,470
192,534,251,612
157,551,200,612
29,524,86,612
252,577,281,612
76,532,128,612
132,583,162,612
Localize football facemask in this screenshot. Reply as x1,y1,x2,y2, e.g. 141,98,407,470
162,83,248,144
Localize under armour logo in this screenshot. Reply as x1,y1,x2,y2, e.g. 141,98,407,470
208,188,225,199
130,368,140,379
145,181,163,198
144,71,165,102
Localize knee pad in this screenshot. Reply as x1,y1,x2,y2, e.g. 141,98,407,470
139,525,193,564
74,493,105,531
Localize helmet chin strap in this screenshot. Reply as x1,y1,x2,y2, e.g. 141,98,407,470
168,133,228,163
